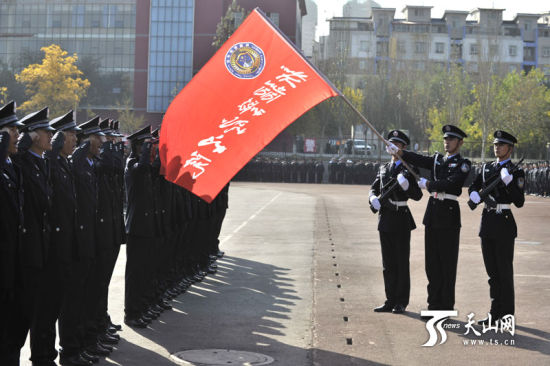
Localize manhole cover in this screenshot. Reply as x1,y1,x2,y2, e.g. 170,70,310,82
171,349,274,366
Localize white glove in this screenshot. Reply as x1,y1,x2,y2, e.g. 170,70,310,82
469,191,481,204
385,142,399,155
397,173,409,191
369,195,381,211
418,177,428,190
500,168,512,186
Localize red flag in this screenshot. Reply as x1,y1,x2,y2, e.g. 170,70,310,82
160,8,339,202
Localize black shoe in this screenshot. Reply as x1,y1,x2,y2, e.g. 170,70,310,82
143,310,158,320
217,250,225,258
109,321,122,331
107,332,120,341
174,284,187,293
96,341,113,353
60,354,93,366
159,300,173,310
107,326,118,335
373,303,394,312
392,304,406,314
152,304,165,313
85,343,110,357
148,307,161,317
180,279,192,286
206,266,217,274
210,263,218,269
166,288,179,297
98,333,119,345
80,351,100,364
124,317,148,328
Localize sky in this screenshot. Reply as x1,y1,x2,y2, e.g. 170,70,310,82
314,0,550,39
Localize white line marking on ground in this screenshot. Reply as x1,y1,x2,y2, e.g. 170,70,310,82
515,274,550,278
220,192,282,245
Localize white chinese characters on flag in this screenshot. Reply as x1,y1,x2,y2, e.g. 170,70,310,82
159,8,339,202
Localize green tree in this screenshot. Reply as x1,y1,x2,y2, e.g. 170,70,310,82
212,0,248,51
15,44,90,117
493,69,550,158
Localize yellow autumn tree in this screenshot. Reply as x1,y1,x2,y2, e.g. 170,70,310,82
0,86,7,105
15,44,90,117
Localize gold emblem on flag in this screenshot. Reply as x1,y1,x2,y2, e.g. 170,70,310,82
225,42,265,79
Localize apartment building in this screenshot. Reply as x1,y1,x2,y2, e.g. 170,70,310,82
318,5,550,88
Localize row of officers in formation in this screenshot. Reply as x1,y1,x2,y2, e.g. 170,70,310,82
369,127,524,330
0,101,228,366
234,152,549,198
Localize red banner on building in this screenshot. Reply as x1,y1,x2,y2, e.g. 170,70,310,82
159,8,339,202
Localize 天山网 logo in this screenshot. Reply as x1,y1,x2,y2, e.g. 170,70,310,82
225,42,266,79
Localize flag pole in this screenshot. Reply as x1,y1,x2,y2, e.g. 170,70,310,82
339,94,421,181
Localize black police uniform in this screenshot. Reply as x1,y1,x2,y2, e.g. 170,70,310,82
401,125,471,310
32,111,81,364
468,131,525,320
9,108,55,365
0,101,25,366
370,131,422,311
124,126,159,324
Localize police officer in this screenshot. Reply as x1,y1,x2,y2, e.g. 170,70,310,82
315,160,324,183
388,125,471,313
70,116,113,361
33,110,86,366
0,101,25,366
370,130,422,314
124,125,159,328
8,107,55,365
468,131,524,326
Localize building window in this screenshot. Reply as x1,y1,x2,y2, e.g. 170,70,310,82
452,20,456,28
509,45,517,56
524,22,530,31
524,46,535,61
415,41,426,54
359,60,366,70
268,12,279,27
470,43,479,56
148,1,195,113
435,42,444,54
360,40,368,52
397,40,406,53
489,45,498,56
543,47,550,57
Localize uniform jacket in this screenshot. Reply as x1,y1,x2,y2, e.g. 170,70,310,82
71,143,98,259
45,146,78,263
95,142,117,250
0,157,24,288
468,160,525,239
12,150,52,268
125,143,158,237
402,151,471,229
369,161,422,232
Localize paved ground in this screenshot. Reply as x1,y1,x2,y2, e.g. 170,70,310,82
21,182,550,366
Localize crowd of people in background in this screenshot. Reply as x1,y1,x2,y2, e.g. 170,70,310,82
234,155,550,197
